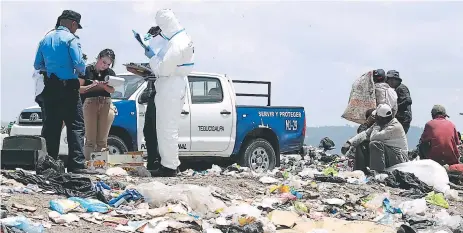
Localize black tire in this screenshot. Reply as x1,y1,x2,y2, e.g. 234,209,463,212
107,134,128,154
240,138,276,171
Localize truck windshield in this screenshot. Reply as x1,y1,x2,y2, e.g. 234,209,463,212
111,75,145,99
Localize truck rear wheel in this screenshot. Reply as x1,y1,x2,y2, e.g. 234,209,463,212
240,138,276,172
107,135,128,155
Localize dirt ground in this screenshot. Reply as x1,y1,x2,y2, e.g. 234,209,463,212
2,175,266,233
2,173,463,233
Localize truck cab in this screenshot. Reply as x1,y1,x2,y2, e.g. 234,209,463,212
10,68,306,171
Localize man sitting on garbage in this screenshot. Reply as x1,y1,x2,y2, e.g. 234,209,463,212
342,104,409,172
419,105,460,166
352,108,377,172
373,69,398,116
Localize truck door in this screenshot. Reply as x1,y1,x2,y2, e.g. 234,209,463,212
136,83,191,152
188,76,233,152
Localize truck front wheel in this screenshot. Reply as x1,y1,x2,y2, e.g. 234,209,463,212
240,138,276,172
107,135,129,155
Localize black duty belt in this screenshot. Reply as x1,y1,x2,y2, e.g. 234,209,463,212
44,73,80,90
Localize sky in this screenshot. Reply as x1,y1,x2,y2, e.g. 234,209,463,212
1,1,463,128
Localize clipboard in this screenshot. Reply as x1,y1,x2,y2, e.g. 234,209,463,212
84,82,107,92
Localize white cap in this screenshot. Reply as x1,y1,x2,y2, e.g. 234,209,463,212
376,104,392,117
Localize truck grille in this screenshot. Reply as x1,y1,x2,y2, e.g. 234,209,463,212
19,111,43,125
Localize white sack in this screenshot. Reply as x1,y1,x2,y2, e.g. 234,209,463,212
386,159,450,193
341,71,377,124
149,9,194,170
134,181,226,216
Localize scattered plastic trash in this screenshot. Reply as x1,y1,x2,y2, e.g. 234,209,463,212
294,201,308,213
108,189,143,207
435,209,462,230
322,167,338,176
386,159,451,193
259,176,279,184
3,138,463,233
399,198,427,215
0,215,45,233
425,191,449,209
68,197,111,213
314,174,346,183
323,198,346,206
135,181,227,216
105,167,129,176
49,199,81,214
48,211,79,224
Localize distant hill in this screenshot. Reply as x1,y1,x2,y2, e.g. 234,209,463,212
305,125,423,154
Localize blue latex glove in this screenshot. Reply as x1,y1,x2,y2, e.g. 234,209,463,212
144,46,155,59
108,189,143,207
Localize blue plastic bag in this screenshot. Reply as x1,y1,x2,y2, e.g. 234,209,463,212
68,197,111,213
108,189,143,207
49,199,80,214
0,215,44,233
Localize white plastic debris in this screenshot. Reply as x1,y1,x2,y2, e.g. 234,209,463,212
221,204,262,218
399,199,427,215
386,159,450,193
105,167,128,176
207,165,222,175
258,198,281,209
444,189,461,201
435,209,462,230
375,174,389,182
259,176,279,184
298,168,321,178
135,181,226,216
323,198,346,206
48,211,79,224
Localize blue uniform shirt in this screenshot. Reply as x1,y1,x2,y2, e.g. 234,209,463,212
33,26,85,80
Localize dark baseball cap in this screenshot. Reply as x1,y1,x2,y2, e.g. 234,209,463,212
58,10,82,29
431,105,449,118
387,70,401,81
373,69,386,82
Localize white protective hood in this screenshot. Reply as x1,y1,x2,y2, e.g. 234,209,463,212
149,9,194,170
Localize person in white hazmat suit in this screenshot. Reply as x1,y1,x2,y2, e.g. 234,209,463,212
143,9,194,177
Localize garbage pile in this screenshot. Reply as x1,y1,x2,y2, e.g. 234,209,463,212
1,141,463,233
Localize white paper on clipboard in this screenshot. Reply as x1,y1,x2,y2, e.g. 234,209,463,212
105,76,125,88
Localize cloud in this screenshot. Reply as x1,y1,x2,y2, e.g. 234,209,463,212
1,1,463,130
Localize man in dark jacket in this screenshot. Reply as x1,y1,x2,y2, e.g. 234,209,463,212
387,70,412,133
420,105,460,165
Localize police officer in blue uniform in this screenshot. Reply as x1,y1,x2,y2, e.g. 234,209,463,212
33,10,95,174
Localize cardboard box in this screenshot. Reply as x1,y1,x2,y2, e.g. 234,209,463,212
107,151,144,165
86,151,109,170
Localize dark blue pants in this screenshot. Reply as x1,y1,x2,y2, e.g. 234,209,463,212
143,94,161,169
41,77,85,170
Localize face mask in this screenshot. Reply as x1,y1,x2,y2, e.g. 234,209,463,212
376,116,392,127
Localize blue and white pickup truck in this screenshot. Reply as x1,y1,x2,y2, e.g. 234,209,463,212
10,67,306,171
